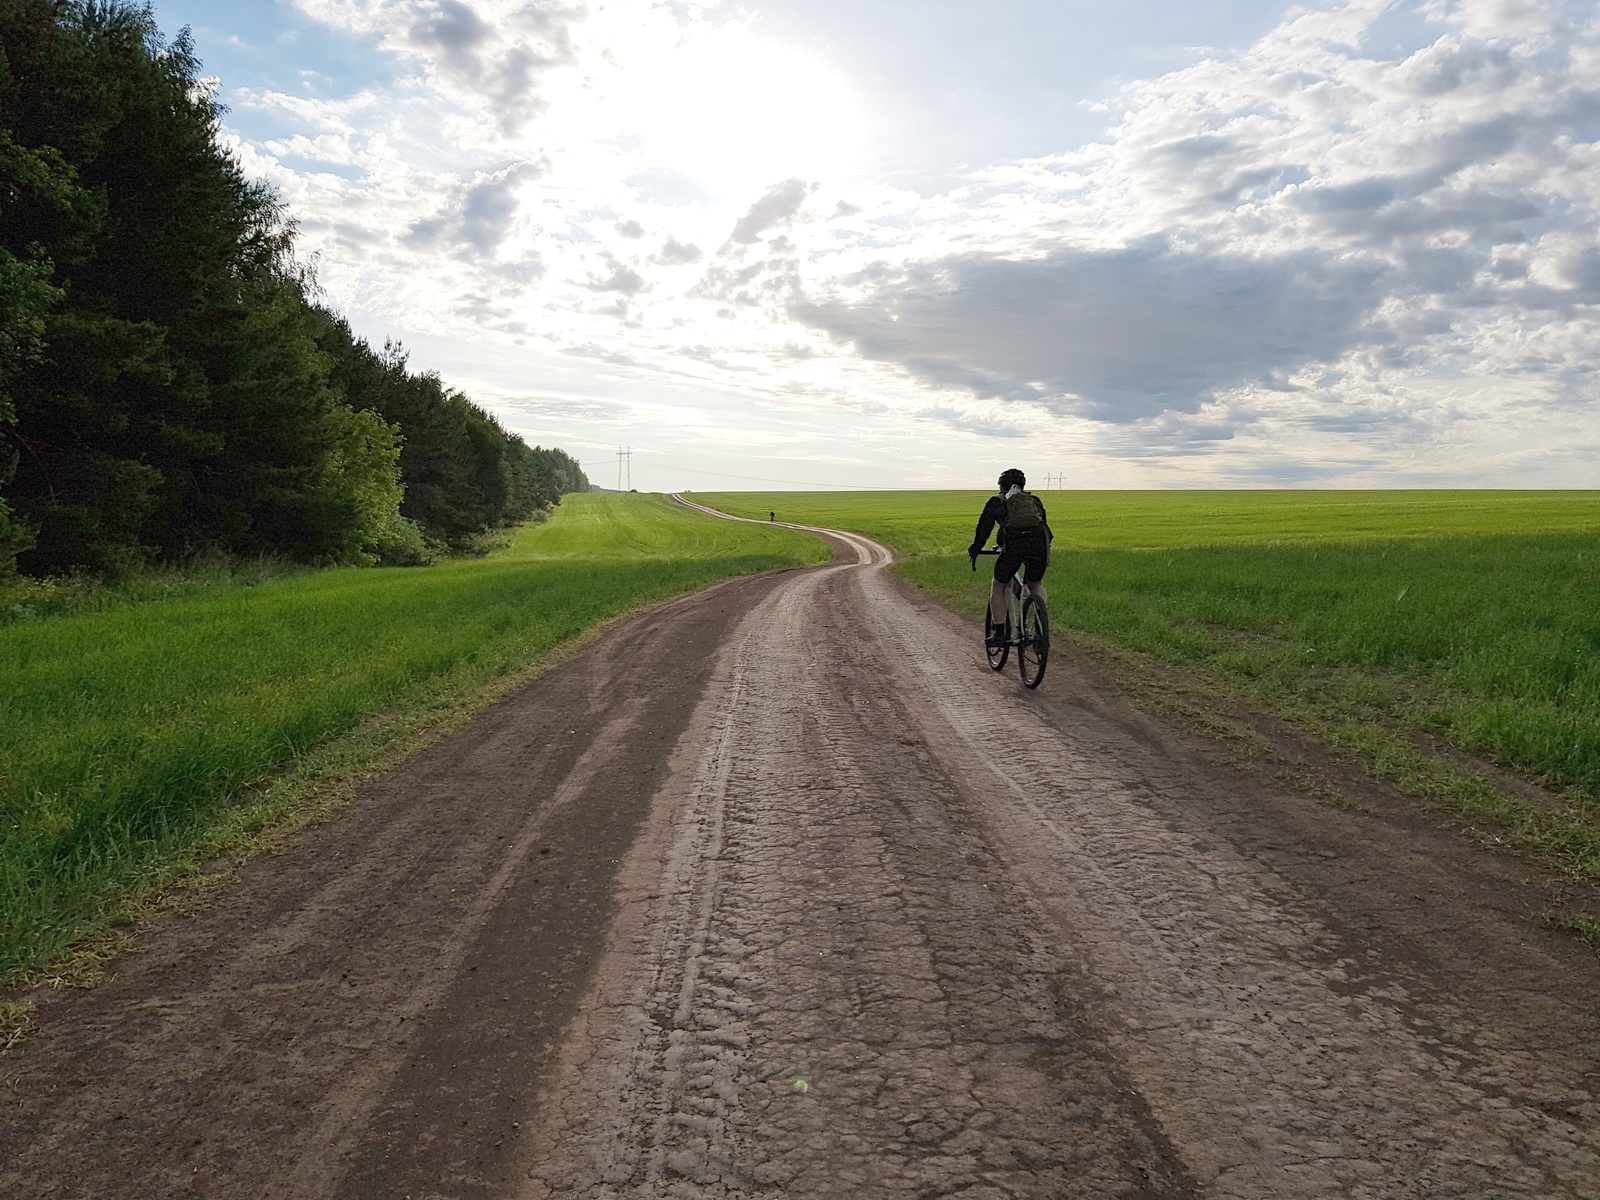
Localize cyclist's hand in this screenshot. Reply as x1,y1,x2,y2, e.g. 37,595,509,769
967,542,981,558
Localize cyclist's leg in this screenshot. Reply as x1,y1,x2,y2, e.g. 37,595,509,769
992,547,1023,625
1022,547,1048,605
989,578,1008,626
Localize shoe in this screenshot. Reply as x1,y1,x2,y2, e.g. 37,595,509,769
986,628,1006,650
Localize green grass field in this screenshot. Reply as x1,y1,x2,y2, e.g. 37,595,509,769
717,489,1600,551
704,490,1600,876
0,494,825,978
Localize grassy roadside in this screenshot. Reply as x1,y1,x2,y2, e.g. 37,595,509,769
1,494,827,981
2,556,311,625
702,490,1600,886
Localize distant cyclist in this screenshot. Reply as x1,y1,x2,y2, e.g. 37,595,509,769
968,468,1051,650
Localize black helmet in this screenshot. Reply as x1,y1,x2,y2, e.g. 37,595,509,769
998,468,1026,490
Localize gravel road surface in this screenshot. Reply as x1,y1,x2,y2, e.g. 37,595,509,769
3,509,1597,1198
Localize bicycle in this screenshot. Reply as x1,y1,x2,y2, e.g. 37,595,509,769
970,549,1049,689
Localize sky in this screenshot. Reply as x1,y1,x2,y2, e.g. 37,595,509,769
150,0,1600,491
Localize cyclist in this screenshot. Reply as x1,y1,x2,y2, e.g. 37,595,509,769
968,468,1051,650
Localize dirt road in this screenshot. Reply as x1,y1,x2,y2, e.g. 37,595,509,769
4,512,1598,1197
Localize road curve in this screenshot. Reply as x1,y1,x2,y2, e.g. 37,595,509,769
3,502,1597,1198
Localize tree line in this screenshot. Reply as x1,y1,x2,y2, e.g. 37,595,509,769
0,0,586,579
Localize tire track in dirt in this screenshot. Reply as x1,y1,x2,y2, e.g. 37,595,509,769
0,568,801,1199
514,500,1600,1197
872,564,1600,1198
519,521,1193,1197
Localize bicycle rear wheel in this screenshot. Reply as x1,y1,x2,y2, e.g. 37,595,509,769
1018,595,1049,689
984,612,1009,670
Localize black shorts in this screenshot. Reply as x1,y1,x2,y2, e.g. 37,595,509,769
994,535,1049,585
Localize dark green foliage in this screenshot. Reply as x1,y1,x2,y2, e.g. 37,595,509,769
316,312,588,548
0,123,102,571
2,0,309,573
0,0,583,577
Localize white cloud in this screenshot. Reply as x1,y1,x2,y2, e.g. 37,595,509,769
225,0,1600,485
652,237,703,265
783,0,1600,473
294,0,583,133
727,178,812,245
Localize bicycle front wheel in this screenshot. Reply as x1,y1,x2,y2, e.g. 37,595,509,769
985,612,1009,670
1018,595,1049,689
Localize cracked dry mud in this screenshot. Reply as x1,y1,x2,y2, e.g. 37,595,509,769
3,517,1599,1198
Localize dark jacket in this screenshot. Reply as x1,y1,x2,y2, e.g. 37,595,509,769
971,491,1051,552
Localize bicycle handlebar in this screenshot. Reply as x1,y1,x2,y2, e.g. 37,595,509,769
969,548,1000,571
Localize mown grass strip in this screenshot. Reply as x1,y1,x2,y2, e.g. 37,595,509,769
702,490,1600,882
0,494,827,979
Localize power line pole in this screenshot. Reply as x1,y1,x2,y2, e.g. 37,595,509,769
616,446,632,491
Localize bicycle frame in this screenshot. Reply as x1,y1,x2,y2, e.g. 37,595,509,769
973,551,1033,645
972,548,1050,688
1002,566,1029,645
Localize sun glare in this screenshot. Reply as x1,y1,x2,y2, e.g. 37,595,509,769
641,24,865,194
557,10,867,204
